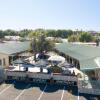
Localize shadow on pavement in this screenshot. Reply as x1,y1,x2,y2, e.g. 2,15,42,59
43,84,64,93
5,80,15,84
79,93,100,100
4,80,65,92
4,80,100,100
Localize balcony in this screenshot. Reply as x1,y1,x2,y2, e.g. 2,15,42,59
78,80,100,95
5,70,78,82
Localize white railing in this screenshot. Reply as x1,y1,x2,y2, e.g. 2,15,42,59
5,70,78,81
53,75,77,81
78,88,100,95
28,73,51,79
5,71,26,77
78,80,100,95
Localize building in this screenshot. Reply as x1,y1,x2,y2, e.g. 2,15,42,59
55,43,100,95
4,50,77,85
2,41,100,95
0,66,4,83
55,43,100,76
4,36,21,41
0,41,30,68
72,42,96,46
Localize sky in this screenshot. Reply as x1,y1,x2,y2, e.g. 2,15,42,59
0,0,100,31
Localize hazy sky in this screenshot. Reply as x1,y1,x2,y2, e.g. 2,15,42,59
0,0,100,31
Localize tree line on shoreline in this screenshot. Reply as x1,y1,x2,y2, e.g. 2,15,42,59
0,28,99,42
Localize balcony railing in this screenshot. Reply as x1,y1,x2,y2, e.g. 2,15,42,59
78,80,100,95
5,71,26,77
53,74,77,81
78,88,100,95
5,70,78,82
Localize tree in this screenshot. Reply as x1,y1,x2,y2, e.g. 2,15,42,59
0,30,4,38
4,29,18,36
28,29,47,39
19,29,32,37
79,32,94,42
68,35,79,42
48,65,62,73
52,38,63,43
46,30,56,37
95,39,100,46
31,34,54,61
46,29,73,38
31,37,38,61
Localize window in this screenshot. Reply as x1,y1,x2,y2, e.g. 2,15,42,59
29,78,33,82
0,60,2,65
3,58,5,66
7,76,12,80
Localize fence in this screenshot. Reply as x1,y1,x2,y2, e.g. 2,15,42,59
78,80,100,95
78,88,100,95
5,70,78,82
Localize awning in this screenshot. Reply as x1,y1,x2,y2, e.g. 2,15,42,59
35,60,48,67
48,55,65,62
80,58,100,71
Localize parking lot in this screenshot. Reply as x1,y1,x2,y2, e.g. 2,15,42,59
0,81,99,100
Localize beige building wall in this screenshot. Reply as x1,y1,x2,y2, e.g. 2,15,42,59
0,53,9,68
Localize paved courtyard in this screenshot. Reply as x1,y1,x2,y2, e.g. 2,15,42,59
0,81,99,100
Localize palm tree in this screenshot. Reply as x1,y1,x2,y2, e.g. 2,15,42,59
48,65,62,73
30,34,54,62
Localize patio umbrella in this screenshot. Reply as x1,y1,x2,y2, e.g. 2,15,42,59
48,55,65,66
13,59,34,71
13,59,26,64
48,55,65,62
13,59,34,65
59,61,71,68
35,60,48,67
